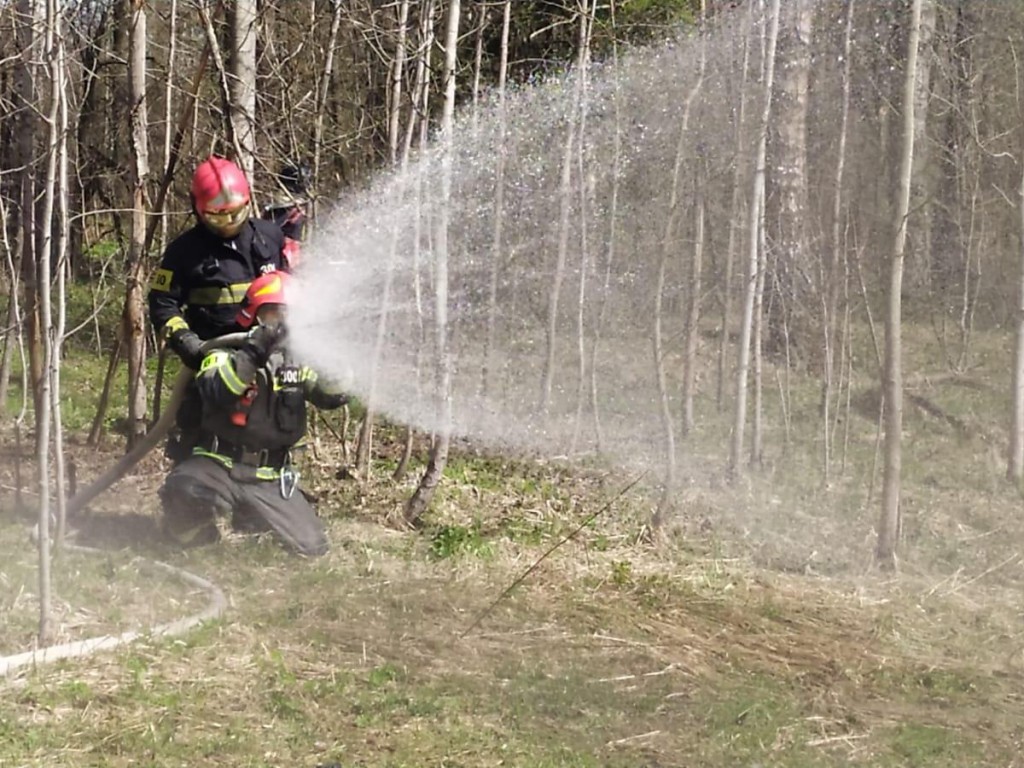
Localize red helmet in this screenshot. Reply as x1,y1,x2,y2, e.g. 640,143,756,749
236,271,290,329
191,156,251,238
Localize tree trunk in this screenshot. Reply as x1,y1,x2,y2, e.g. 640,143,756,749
650,1,705,532
387,0,411,166
0,194,21,416
124,0,149,450
908,0,936,292
199,0,245,165
570,0,596,455
404,0,460,527
589,0,623,454
15,0,44,433
681,2,708,438
717,3,753,412
481,0,511,399
356,0,412,479
878,0,925,571
159,0,179,256
764,0,812,358
230,0,258,179
1010,149,1024,481
36,0,65,644
730,0,780,482
312,0,344,212
682,179,705,437
751,201,766,468
52,19,70,548
822,0,857,487
539,55,580,419
392,0,438,483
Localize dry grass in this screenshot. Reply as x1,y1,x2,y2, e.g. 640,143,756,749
3,330,1024,764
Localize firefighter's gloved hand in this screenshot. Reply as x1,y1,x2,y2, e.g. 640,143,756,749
317,391,349,410
242,323,287,367
168,327,205,370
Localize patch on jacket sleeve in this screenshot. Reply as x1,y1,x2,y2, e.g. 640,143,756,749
150,268,174,292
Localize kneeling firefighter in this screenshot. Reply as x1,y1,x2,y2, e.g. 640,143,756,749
159,272,347,556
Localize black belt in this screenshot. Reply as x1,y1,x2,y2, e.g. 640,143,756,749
196,435,289,468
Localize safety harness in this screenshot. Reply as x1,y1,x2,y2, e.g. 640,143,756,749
193,349,306,499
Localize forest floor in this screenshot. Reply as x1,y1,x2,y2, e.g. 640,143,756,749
3,350,1024,766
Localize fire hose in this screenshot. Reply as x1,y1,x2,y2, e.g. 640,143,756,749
2,334,247,680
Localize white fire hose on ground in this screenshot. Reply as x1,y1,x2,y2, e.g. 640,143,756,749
2,334,246,680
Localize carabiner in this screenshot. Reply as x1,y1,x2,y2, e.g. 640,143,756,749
280,466,299,499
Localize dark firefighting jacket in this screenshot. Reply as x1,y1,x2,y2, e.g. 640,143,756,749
148,219,288,341
190,346,343,472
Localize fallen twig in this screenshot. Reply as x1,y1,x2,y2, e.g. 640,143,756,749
606,730,661,747
942,553,1020,598
460,472,647,638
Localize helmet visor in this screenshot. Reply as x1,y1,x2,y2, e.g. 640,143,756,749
201,204,248,237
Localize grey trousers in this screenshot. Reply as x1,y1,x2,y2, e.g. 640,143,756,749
159,455,328,557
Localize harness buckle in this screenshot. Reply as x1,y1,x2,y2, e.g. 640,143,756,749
279,453,299,499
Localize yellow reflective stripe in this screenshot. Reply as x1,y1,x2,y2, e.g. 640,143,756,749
218,361,248,396
164,316,189,337
197,350,247,395
150,268,174,292
191,448,280,478
187,282,251,306
193,448,233,468
300,367,317,384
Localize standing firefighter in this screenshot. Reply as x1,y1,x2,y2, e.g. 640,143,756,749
149,155,292,370
149,156,293,460
158,272,347,556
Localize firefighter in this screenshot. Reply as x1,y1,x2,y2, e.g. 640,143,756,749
158,272,347,556
148,155,291,371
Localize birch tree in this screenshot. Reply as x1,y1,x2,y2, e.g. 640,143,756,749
730,0,780,482
356,0,411,480
393,0,438,482
481,0,512,399
404,0,460,526
822,0,856,486
312,0,344,210
0,190,22,416
230,0,257,179
765,0,812,358
717,3,753,411
588,0,622,454
681,1,708,437
51,9,70,547
877,0,925,571
650,4,706,533
15,0,44,428
36,0,65,643
570,0,595,454
539,14,584,419
123,0,149,448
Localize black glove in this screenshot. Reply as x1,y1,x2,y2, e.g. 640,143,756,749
168,327,204,370
315,391,349,410
242,323,287,367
